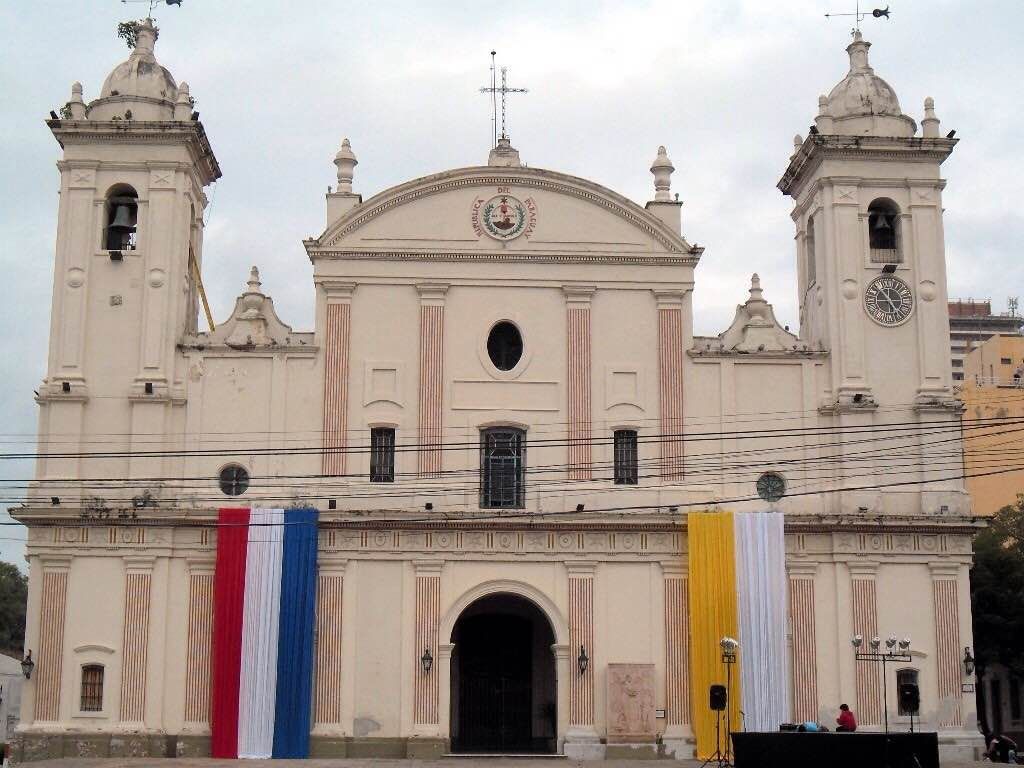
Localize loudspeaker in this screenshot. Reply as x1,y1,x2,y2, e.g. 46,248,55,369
709,684,727,711
898,682,920,715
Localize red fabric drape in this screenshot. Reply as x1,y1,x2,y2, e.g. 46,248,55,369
210,508,250,759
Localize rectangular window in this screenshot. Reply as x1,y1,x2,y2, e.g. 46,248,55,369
80,664,104,712
613,430,639,485
805,215,817,286
369,427,395,483
480,428,525,508
1001,357,1014,366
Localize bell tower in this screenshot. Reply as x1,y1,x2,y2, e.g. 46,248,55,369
779,31,958,408
37,18,220,490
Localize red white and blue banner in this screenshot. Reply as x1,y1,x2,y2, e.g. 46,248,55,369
210,507,319,759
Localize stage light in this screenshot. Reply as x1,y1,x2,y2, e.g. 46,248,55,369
898,638,911,652
851,634,863,648
886,636,897,650
870,637,881,651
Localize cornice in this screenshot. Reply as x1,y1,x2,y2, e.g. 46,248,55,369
306,248,699,267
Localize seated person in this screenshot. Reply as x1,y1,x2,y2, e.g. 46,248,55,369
986,732,1019,763
836,703,857,732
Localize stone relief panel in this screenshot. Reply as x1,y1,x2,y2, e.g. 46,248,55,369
606,663,656,743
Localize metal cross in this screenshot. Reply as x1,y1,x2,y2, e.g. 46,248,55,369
480,51,528,148
121,0,182,20
825,2,890,34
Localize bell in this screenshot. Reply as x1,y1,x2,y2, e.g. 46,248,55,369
873,214,892,231
109,204,136,232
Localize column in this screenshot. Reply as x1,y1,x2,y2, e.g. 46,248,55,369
566,562,602,758
413,561,442,730
850,562,881,726
564,285,594,480
33,557,71,722
183,559,214,728
662,564,691,749
417,285,448,477
322,282,354,476
119,557,154,724
314,562,346,730
825,182,868,390
788,563,820,722
909,183,950,394
654,291,685,480
930,562,963,728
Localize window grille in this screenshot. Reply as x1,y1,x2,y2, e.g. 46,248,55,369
613,430,638,485
370,427,396,483
80,664,104,712
480,428,525,508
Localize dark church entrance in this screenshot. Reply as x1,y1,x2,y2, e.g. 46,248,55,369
450,593,557,753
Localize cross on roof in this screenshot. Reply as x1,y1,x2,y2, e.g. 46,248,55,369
479,51,528,149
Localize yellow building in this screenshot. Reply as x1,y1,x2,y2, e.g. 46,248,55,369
960,334,1024,515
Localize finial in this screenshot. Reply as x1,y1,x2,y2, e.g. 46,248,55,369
815,94,834,134
334,138,358,193
487,136,522,167
750,273,763,299
650,146,675,202
69,82,86,119
174,81,191,120
247,266,261,293
790,134,804,161
846,30,872,74
922,96,940,138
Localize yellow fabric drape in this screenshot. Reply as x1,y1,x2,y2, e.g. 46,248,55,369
688,511,741,760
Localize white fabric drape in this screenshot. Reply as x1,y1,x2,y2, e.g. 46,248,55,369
735,512,790,732
237,508,284,759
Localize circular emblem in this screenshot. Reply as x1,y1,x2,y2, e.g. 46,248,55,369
864,275,914,326
479,194,527,240
756,472,786,503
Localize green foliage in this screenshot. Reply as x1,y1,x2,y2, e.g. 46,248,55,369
0,561,27,653
117,21,139,49
972,495,1024,677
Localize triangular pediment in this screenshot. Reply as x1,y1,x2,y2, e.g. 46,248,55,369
306,166,697,261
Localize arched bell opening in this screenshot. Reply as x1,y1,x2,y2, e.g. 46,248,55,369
449,592,557,754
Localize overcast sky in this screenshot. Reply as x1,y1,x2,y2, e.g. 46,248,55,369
2,0,1022,568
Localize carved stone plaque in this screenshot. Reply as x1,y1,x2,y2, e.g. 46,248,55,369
606,663,656,743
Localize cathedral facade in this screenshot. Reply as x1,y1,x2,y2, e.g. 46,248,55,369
12,18,983,763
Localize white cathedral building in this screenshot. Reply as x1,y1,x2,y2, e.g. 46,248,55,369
11,16,984,763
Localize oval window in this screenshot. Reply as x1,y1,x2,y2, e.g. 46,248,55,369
756,472,785,503
219,464,250,496
487,321,523,371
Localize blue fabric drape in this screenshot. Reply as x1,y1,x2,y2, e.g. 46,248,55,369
271,508,319,758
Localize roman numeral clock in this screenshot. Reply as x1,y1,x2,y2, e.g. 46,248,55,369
864,274,914,326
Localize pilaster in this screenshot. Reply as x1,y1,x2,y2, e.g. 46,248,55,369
565,561,602,759
564,285,595,480
322,282,355,477
654,291,686,480
119,556,155,725
417,284,448,477
34,556,71,723
929,561,963,728
183,558,214,731
314,560,347,733
412,561,442,732
849,560,881,725
788,562,820,722
661,562,692,754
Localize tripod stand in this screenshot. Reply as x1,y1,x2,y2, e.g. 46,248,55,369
700,705,730,768
701,643,738,768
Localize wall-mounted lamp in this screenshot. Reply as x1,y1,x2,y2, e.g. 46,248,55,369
575,504,585,512
21,650,34,680
577,645,589,675
963,647,975,677
420,647,433,674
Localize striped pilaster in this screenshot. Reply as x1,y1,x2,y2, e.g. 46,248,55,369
931,563,963,727
417,284,448,477
564,286,594,480
655,292,686,479
322,283,355,476
184,561,214,725
568,563,596,727
851,566,881,726
314,565,346,726
413,562,442,725
789,566,819,723
663,567,690,726
119,560,154,723
34,564,69,722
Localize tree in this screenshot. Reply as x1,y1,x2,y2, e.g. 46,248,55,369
0,561,27,653
971,495,1024,679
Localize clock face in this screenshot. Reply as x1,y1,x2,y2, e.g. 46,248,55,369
864,275,914,327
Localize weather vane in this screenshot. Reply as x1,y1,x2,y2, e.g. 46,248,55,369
121,0,182,20
825,2,890,34
479,51,528,149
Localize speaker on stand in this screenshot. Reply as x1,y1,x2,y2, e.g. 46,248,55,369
701,684,730,768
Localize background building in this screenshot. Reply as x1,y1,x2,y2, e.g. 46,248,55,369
948,299,1022,381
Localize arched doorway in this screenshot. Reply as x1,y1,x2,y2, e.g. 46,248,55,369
450,593,557,753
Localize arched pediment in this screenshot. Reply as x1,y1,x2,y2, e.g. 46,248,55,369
307,165,698,262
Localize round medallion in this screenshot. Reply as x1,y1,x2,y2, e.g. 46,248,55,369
479,194,528,240
864,275,914,326
756,472,786,503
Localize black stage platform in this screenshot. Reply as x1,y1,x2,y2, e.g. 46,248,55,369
731,730,940,768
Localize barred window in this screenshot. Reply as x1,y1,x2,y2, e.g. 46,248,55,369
480,428,525,508
80,664,104,712
613,430,638,485
370,427,396,483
